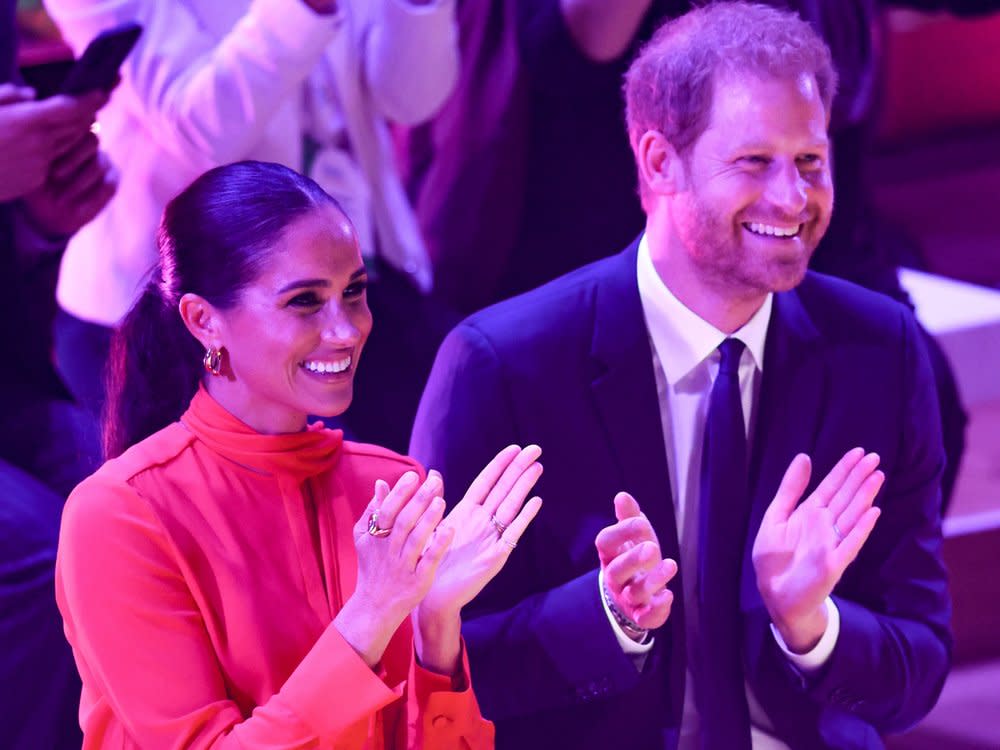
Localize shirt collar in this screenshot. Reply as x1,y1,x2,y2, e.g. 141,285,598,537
636,233,772,385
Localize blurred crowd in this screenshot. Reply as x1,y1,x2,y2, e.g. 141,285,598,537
2,1,998,748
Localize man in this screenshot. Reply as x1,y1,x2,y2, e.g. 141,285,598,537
410,3,951,748
0,3,116,747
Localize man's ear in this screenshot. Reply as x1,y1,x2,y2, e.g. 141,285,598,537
178,293,223,350
636,130,686,198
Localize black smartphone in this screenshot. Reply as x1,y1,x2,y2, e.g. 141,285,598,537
59,21,143,96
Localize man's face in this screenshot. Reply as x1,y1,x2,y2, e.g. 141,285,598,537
671,72,833,300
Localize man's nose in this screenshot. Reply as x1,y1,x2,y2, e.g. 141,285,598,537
765,161,808,216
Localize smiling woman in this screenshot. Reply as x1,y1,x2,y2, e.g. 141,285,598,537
57,161,543,749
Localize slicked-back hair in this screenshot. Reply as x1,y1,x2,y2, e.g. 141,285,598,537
624,1,838,202
104,160,343,458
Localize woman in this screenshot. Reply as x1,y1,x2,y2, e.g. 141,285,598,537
45,0,458,450
55,161,542,748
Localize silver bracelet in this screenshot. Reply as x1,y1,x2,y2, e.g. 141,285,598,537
601,579,649,643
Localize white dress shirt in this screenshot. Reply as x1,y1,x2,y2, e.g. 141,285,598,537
599,235,840,749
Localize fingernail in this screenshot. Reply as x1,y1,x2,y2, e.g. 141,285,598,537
400,471,418,486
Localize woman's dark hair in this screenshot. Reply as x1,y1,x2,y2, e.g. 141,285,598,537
104,160,341,458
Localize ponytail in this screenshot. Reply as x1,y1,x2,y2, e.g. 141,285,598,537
103,278,202,459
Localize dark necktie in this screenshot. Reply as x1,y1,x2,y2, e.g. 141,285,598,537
695,337,752,749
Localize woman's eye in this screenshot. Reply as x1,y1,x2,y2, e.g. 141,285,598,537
288,292,322,308
344,280,369,300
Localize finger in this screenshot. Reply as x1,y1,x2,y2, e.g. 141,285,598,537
355,478,391,536
763,453,812,525
0,84,35,104
594,515,657,560
807,447,865,508
633,587,674,630
500,495,542,549
415,524,454,580
827,453,881,519
614,491,641,521
834,469,884,535
605,540,661,592
622,558,676,609
390,474,443,551
49,133,100,184
402,496,447,570
481,444,542,516
455,445,520,509
376,470,421,529
493,461,543,526
831,506,881,572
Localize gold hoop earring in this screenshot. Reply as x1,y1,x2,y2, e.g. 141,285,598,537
203,347,224,376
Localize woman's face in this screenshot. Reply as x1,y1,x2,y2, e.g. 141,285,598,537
207,205,372,434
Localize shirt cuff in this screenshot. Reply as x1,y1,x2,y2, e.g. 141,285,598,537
771,596,840,672
598,570,654,656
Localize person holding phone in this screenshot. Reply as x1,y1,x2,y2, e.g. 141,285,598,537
43,0,459,452
57,160,543,748
0,2,117,748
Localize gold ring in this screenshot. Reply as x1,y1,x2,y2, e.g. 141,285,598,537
490,515,508,535
367,511,391,538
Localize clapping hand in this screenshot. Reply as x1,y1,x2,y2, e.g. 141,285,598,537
752,449,884,653
335,470,454,668
595,492,677,636
414,445,544,673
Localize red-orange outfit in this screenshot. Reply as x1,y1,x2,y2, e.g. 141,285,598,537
55,387,493,749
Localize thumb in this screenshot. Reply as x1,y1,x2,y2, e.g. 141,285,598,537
764,454,811,525
614,491,641,521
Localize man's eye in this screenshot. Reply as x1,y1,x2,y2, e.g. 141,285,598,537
344,280,369,299
797,154,823,169
742,155,770,166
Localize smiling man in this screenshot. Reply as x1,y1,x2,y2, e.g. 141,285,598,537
411,3,951,749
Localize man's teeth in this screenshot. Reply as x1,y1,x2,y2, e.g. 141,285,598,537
302,357,351,374
745,222,801,238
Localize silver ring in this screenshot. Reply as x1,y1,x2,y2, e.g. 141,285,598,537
501,537,517,549
490,515,508,535
367,511,391,538
832,521,844,542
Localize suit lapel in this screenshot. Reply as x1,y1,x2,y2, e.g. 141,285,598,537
741,284,828,663
588,242,679,562
588,241,685,723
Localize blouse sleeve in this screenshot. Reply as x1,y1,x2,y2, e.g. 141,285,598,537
56,474,414,749
404,641,494,748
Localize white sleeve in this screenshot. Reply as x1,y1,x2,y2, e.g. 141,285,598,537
43,0,339,169
361,0,458,125
598,570,654,670
770,596,840,672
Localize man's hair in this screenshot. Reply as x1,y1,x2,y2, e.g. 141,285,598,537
624,1,838,179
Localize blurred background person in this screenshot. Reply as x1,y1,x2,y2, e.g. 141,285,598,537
43,0,459,452
0,1,116,747
58,160,543,748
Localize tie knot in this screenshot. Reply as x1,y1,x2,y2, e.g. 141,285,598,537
717,338,745,376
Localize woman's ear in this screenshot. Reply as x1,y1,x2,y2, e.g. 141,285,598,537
636,130,686,198
178,293,223,350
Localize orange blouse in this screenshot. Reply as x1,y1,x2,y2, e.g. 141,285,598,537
56,388,493,749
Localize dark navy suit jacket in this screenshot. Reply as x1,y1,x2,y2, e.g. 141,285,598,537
411,241,951,750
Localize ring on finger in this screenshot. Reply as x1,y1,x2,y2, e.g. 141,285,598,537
490,515,508,535
501,537,517,549
832,521,844,542
367,511,392,538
